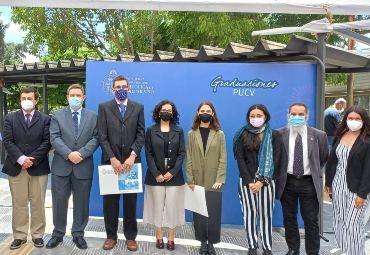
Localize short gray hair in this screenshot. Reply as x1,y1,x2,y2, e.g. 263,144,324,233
335,98,346,105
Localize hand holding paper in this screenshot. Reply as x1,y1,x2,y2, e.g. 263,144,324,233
184,184,208,217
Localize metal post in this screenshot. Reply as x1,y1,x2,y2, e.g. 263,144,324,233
317,33,328,241
42,75,48,115
316,33,326,131
0,86,4,164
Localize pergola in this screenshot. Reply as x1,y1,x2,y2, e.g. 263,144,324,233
1,34,370,114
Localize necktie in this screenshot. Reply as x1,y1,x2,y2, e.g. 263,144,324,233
119,104,126,118
73,112,79,136
293,133,304,178
25,114,31,128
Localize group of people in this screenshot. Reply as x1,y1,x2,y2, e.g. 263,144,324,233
2,74,370,255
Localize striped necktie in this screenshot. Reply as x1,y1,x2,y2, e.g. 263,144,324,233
73,112,79,136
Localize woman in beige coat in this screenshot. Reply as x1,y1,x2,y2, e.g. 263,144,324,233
185,100,227,255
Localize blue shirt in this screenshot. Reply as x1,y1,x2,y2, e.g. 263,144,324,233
324,106,342,136
70,107,82,127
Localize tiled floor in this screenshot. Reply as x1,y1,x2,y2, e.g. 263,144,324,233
1,165,370,255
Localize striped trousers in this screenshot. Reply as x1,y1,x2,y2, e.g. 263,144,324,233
238,178,275,250
332,165,369,255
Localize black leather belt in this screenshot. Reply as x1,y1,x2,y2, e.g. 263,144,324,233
287,173,312,180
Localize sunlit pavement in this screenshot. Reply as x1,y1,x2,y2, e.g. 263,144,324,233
0,162,370,255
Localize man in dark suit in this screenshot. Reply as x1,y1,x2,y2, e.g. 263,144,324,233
98,75,145,251
46,84,99,250
2,87,51,249
275,102,328,255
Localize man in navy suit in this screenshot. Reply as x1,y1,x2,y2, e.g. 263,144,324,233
46,84,99,249
2,87,51,249
46,84,99,250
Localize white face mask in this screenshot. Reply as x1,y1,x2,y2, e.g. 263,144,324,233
346,120,363,132
339,108,345,113
21,100,34,111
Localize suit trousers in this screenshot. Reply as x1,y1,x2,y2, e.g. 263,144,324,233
51,171,92,237
103,193,138,240
280,175,320,255
193,191,222,244
8,170,48,240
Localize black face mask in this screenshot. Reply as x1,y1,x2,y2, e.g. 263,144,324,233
199,113,212,123
159,112,173,122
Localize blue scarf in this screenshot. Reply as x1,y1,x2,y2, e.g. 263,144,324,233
233,122,274,178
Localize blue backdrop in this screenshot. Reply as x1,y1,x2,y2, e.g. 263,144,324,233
86,61,317,226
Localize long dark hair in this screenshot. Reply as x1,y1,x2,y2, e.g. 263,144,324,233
334,105,370,144
242,104,271,150
191,100,221,131
152,99,180,125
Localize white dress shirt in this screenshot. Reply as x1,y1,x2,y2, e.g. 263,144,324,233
287,125,311,175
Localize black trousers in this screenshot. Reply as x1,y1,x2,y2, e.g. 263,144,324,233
193,191,222,244
103,193,138,240
280,175,320,255
51,172,92,237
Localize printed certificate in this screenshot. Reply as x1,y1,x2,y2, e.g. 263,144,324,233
98,163,143,195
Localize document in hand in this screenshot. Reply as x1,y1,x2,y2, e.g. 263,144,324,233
98,163,143,195
184,184,208,217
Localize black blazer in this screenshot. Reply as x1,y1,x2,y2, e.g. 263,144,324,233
325,133,370,199
235,129,281,186
2,110,51,177
98,99,145,164
144,124,185,186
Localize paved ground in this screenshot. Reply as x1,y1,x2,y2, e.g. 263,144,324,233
0,159,370,255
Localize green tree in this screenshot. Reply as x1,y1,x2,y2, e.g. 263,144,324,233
0,13,10,63
3,42,27,65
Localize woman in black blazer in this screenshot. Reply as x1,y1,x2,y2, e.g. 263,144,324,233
325,106,370,255
234,104,281,255
143,100,185,251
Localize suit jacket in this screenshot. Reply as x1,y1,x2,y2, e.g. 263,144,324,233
325,133,370,199
275,126,328,201
50,107,99,179
98,98,145,164
236,129,282,186
144,124,185,186
2,110,51,177
185,128,227,192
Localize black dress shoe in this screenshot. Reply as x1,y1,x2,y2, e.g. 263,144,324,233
46,236,63,249
286,249,300,255
208,243,216,255
10,239,26,249
248,248,257,255
199,242,208,255
262,249,273,255
33,238,44,247
73,236,88,249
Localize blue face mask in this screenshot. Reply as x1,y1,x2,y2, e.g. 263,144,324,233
69,97,82,109
289,115,306,126
115,89,128,101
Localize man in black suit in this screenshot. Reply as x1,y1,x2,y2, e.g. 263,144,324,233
2,87,51,249
98,75,145,251
275,102,328,255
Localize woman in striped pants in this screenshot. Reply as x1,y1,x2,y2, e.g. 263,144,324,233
325,106,370,255
234,104,281,255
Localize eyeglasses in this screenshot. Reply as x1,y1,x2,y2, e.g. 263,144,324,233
161,110,173,113
114,86,128,90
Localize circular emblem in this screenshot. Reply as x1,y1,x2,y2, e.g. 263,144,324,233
102,70,118,96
